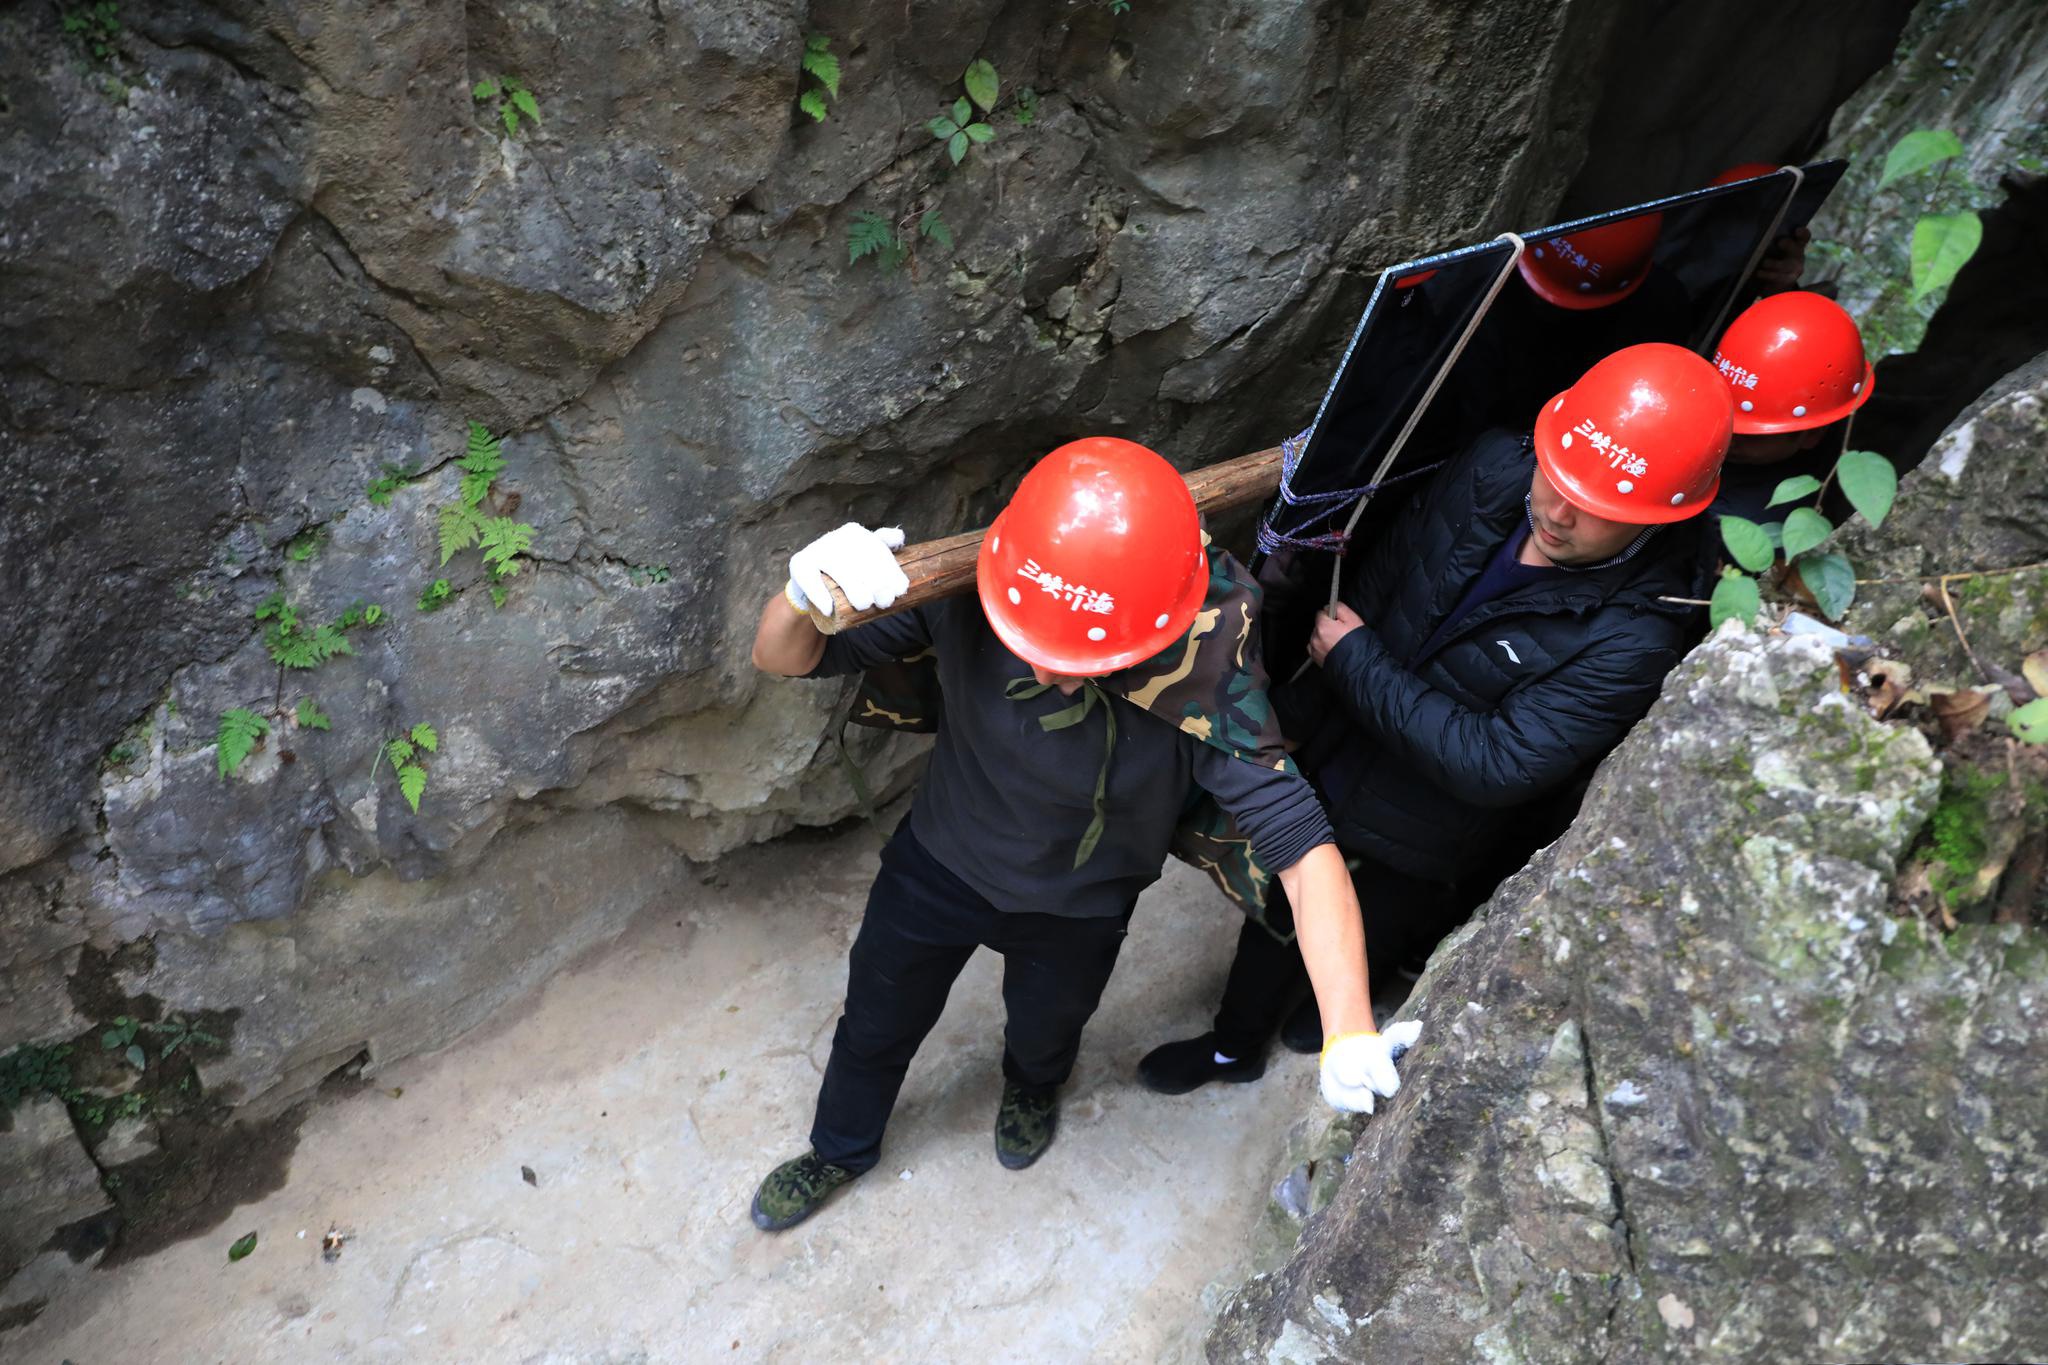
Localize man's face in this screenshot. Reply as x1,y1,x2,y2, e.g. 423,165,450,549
1725,428,1824,466
1527,466,1646,566
1030,664,1090,695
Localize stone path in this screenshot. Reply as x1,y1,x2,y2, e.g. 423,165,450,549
10,823,1315,1362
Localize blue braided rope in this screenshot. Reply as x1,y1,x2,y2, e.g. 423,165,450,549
1255,427,1445,554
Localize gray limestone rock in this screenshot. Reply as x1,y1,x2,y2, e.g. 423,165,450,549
0,1098,111,1284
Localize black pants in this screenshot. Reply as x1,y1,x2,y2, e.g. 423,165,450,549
809,823,1132,1175
1211,859,1457,1058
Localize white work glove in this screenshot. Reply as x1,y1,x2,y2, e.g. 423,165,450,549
786,523,909,619
1319,1019,1423,1114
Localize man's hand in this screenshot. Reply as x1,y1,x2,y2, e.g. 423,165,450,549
1308,602,1365,666
1319,1020,1423,1114
788,523,910,619
753,522,908,677
1753,225,1810,294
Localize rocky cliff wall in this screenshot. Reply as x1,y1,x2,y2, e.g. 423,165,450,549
0,0,1912,1290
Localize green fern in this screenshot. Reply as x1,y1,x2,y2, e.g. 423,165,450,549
217,709,269,778
296,698,331,730
261,592,378,669
479,517,533,576
848,210,907,270
459,421,505,507
919,209,953,250
367,463,422,507
373,722,438,813
473,75,540,137
397,763,428,812
799,34,840,121
439,502,487,565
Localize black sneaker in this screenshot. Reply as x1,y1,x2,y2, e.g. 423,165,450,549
750,1151,858,1232
1279,996,1322,1055
1136,1033,1267,1095
994,1082,1060,1170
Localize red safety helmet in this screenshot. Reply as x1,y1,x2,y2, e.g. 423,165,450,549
977,438,1208,675
1517,211,1663,311
1712,290,1875,434
1709,162,1786,187
1533,343,1733,524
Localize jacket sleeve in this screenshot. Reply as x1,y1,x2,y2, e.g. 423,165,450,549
803,606,935,679
1319,618,1680,808
1187,742,1335,874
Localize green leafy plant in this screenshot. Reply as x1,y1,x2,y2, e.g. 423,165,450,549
296,697,331,731
1711,449,1899,628
848,210,909,269
418,578,453,612
75,1088,146,1129
798,33,841,122
101,1016,146,1072
1014,86,1038,127
1107,0,1131,13
627,564,671,586
1877,128,1982,304
148,1013,224,1058
61,2,120,63
0,1043,74,1112
286,528,326,563
473,75,540,137
367,462,423,507
373,722,439,813
217,709,271,778
929,95,995,165
847,207,952,272
437,423,535,607
256,593,352,670
254,594,382,672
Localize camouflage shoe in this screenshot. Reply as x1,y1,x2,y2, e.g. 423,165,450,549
750,1151,858,1232
994,1082,1060,1170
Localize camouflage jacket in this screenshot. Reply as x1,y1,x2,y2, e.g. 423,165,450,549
844,543,1301,938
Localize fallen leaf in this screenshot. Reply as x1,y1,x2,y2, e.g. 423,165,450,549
1862,657,1917,719
228,1231,258,1262
1928,688,1992,743
521,1165,538,1187
2024,649,2048,700
385,1087,403,1099
2012,697,2048,745
321,1227,349,1263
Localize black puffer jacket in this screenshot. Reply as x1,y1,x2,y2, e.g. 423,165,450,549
1276,427,1709,883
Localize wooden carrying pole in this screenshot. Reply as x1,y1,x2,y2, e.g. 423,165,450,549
821,444,1285,630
